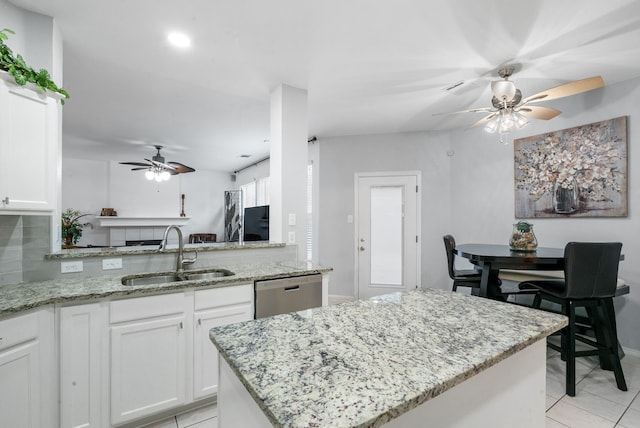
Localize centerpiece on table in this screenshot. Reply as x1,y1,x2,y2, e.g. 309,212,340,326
509,221,537,252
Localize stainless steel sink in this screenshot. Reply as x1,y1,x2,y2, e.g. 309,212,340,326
121,269,234,286
121,274,183,286
184,270,233,281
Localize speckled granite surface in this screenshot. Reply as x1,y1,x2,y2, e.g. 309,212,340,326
46,241,285,259
0,261,330,316
210,288,567,428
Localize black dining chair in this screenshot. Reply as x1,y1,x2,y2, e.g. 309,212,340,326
519,242,627,397
443,235,482,292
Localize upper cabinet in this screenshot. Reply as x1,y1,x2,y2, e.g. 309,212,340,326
0,73,61,215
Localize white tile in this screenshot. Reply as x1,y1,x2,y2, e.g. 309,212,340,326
547,394,561,410
631,392,640,411
576,370,638,407
182,418,217,428
618,407,640,428
545,417,570,428
559,390,626,422
545,400,615,428
176,404,217,428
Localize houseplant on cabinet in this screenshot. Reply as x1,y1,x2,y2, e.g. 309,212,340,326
0,28,69,102
61,209,93,247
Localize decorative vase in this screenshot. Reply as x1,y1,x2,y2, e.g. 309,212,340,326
509,221,538,252
553,178,578,214
64,234,74,247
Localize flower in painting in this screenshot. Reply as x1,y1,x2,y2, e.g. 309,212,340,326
515,121,624,203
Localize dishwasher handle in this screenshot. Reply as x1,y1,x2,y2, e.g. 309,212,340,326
284,285,300,292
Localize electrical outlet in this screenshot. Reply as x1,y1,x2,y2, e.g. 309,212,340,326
288,231,296,244
103,258,123,270
288,213,296,226
61,261,83,273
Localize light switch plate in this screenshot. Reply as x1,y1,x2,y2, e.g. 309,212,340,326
103,258,123,270
61,261,83,273
288,231,296,244
288,213,296,226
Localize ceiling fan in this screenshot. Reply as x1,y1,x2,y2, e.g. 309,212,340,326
435,66,604,141
120,145,195,182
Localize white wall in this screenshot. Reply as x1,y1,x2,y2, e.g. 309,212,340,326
448,77,640,351
235,158,270,187
62,158,234,245
317,132,452,298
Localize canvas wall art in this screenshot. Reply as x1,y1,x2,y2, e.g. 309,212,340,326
514,116,627,218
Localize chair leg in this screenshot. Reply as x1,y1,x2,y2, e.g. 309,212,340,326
565,300,577,397
533,293,542,309
600,298,627,392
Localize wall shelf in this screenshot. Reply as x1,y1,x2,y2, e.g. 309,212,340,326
97,217,191,227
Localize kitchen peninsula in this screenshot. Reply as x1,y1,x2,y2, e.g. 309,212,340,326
210,289,567,427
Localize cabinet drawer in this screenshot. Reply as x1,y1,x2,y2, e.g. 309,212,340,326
0,311,39,351
110,292,185,324
194,283,253,311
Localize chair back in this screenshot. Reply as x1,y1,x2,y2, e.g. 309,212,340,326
189,233,217,244
443,235,457,280
563,242,622,299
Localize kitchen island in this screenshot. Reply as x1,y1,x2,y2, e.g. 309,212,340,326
210,288,567,427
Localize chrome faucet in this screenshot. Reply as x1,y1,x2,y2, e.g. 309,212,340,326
159,225,197,274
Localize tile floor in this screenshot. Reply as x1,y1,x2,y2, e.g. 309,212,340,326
146,348,640,428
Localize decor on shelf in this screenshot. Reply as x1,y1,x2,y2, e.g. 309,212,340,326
0,28,69,102
509,221,538,252
61,209,93,247
180,194,186,217
514,116,627,218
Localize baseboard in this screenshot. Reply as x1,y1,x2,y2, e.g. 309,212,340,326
623,347,640,357
328,294,356,305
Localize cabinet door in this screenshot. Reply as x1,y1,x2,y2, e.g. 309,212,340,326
0,78,59,213
0,309,53,428
110,315,187,425
193,303,253,399
59,303,105,428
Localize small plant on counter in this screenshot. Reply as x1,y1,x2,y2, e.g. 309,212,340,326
61,209,93,247
0,27,70,103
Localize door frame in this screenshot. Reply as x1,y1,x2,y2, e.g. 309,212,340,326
353,171,422,299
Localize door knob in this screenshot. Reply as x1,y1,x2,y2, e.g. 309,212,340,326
359,246,365,251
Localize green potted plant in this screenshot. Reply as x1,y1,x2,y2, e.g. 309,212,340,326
0,28,69,102
61,209,93,247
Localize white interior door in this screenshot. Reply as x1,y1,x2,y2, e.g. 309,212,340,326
356,173,420,299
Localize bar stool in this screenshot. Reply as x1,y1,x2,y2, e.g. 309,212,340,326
443,235,482,292
188,233,217,243
519,242,627,397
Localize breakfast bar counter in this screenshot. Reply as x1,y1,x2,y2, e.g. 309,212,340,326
210,288,567,428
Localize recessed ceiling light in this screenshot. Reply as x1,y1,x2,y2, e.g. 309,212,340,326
168,32,191,48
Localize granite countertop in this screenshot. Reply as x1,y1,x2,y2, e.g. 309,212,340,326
210,288,567,428
0,261,331,316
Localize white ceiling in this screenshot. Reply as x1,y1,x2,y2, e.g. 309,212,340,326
10,0,640,172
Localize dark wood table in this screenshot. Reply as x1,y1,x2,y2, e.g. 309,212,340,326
454,244,565,299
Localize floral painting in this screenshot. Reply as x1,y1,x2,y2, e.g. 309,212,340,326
514,116,627,218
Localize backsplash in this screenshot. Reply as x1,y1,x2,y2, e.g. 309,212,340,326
0,215,24,285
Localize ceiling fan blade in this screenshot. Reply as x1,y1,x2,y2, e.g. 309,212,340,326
130,167,151,171
521,76,604,104
433,106,494,116
517,106,562,120
168,162,196,174
119,161,151,167
468,112,498,128
145,158,177,171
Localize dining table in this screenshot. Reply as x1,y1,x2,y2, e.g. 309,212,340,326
454,244,566,299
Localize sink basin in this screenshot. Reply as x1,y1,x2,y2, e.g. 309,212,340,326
121,274,182,286
185,269,234,281
121,269,234,286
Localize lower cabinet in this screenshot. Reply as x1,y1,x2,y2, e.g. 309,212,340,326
110,292,188,425
0,307,55,428
193,284,253,399
57,283,254,427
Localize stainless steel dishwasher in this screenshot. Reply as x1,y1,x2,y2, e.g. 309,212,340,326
255,274,322,318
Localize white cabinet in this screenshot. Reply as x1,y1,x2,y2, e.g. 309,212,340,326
59,303,107,428
193,284,253,399
110,292,188,425
0,308,55,428
0,73,61,214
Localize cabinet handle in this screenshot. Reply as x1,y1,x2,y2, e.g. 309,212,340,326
198,318,201,326
180,322,183,329
1,197,8,206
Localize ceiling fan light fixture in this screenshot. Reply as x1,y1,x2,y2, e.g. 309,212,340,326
514,111,529,129
484,117,500,133
145,169,155,181
491,80,516,102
